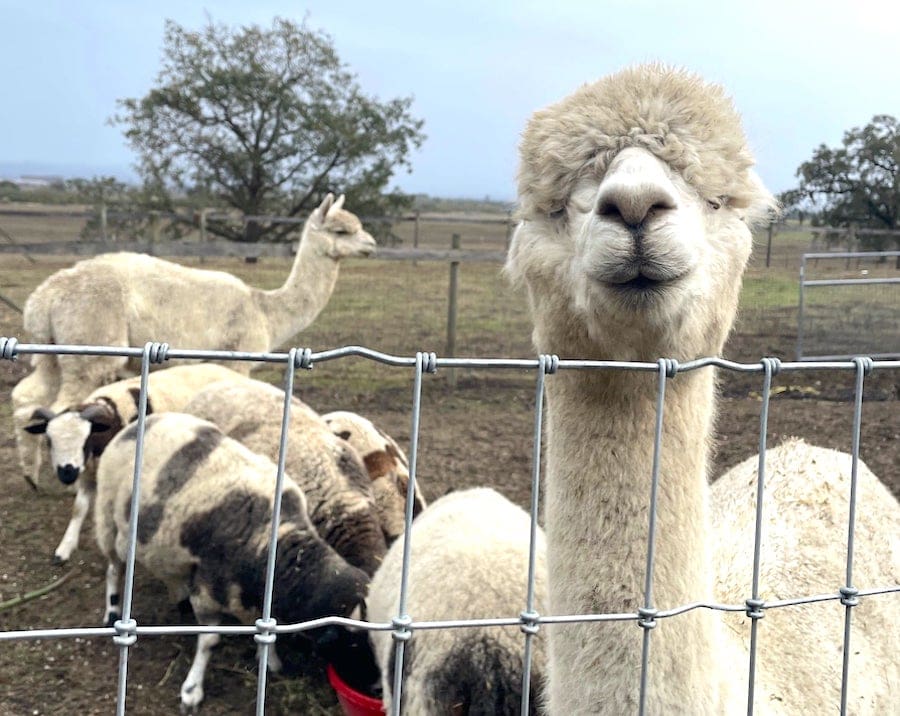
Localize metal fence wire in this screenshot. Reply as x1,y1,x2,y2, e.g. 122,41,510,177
1,336,898,716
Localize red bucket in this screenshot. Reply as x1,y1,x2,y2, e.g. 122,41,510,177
327,663,385,716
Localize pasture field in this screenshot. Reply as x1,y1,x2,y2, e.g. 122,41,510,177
0,215,897,714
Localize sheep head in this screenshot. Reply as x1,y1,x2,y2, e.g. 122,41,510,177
506,64,777,361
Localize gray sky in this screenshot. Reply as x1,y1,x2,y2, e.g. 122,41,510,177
1,0,898,200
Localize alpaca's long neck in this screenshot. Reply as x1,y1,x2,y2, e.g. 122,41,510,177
544,368,726,712
256,229,340,350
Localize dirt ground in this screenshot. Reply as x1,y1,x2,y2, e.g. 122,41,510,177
0,310,896,714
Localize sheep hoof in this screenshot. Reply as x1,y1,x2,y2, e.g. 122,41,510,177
51,554,66,566
22,474,38,491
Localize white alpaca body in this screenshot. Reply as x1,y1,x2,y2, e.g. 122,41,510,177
713,438,900,713
506,63,900,714
12,194,374,485
94,411,369,712
366,487,548,715
24,363,246,563
322,410,427,544
185,379,388,575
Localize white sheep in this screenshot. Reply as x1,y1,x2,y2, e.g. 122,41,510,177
12,193,375,486
366,487,548,714
321,410,427,544
506,62,900,712
95,411,370,713
23,363,246,564
184,379,388,575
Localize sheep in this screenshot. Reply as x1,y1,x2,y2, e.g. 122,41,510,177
23,363,246,564
94,411,370,713
366,487,548,715
505,62,900,712
321,410,426,544
12,193,375,486
184,378,388,575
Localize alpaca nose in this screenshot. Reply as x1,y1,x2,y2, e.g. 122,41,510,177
57,464,80,485
596,148,679,228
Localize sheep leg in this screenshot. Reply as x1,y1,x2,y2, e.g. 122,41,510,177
53,482,94,564
180,612,221,713
257,640,283,674
104,559,124,627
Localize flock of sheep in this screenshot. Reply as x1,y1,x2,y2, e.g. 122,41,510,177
7,63,900,715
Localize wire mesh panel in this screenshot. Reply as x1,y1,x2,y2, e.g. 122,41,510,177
797,252,900,361
1,336,898,715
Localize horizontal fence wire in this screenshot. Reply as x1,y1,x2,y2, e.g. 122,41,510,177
1,336,898,716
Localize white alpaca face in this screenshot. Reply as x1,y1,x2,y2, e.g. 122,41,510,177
509,147,754,358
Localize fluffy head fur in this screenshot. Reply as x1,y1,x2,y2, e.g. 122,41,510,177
517,63,774,224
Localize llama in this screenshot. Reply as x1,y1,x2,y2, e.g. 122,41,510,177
505,63,900,713
12,193,374,486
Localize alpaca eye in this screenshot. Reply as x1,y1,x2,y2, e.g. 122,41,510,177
707,199,721,211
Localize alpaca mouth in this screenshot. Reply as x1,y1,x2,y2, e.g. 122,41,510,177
601,268,685,294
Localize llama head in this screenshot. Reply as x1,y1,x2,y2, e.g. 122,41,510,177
307,193,377,259
506,64,777,360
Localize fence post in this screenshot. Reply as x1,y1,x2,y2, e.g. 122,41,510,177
505,210,514,252
149,211,160,255
413,211,420,268
199,208,209,243
446,233,460,390
100,203,108,243
765,222,773,268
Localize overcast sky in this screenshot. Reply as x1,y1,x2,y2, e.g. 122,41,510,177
1,0,898,200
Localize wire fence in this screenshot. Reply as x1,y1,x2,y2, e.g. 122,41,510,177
1,336,898,716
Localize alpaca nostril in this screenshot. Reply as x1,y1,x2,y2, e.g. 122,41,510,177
597,190,677,228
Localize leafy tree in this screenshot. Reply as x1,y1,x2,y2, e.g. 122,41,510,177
112,17,425,242
794,114,899,251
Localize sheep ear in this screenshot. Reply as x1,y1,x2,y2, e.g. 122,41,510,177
80,403,116,433
24,407,55,434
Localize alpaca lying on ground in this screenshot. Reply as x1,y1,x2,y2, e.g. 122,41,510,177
13,193,375,486
23,363,246,563
506,63,900,712
185,379,388,575
95,411,370,712
322,410,426,544
366,487,548,715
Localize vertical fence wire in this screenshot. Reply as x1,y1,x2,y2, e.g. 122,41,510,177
114,343,157,716
745,357,779,715
838,357,870,714
390,351,433,715
637,358,675,715
253,348,303,715
519,354,557,715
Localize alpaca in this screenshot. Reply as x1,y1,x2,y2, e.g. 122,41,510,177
12,193,374,486
505,63,900,713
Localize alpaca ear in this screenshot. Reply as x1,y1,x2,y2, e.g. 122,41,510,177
331,194,345,213
315,193,335,224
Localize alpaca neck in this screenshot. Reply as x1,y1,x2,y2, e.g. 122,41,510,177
544,368,724,711
256,227,340,350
